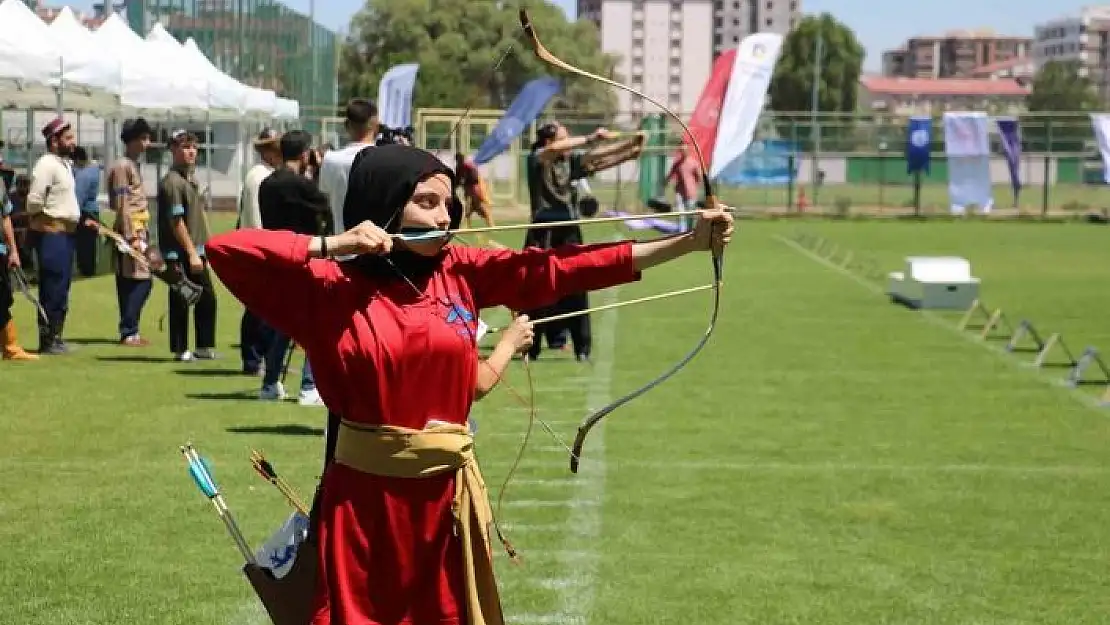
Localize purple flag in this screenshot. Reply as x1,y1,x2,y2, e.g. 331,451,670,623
996,118,1022,194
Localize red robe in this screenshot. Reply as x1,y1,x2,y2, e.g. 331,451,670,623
205,229,640,625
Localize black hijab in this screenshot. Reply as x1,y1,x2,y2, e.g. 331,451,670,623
341,144,463,281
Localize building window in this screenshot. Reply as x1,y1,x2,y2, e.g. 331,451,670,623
766,18,772,27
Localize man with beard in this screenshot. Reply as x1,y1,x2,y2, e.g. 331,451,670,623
157,130,217,362
108,118,154,347
26,117,83,355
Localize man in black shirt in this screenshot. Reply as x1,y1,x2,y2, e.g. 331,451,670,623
256,130,330,405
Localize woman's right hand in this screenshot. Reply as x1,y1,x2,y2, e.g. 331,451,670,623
502,314,535,354
333,220,393,257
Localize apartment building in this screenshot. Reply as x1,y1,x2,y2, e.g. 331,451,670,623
881,30,1031,79
711,0,800,56
578,0,714,117
1033,5,1110,82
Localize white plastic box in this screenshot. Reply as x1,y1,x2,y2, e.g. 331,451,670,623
887,256,980,310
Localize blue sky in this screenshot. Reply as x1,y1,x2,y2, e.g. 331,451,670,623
68,0,1092,70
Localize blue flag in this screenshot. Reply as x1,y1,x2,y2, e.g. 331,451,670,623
906,117,932,175
996,118,1022,194
473,77,561,165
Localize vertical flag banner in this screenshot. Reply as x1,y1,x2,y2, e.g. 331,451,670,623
1090,114,1110,184
710,33,784,178
680,48,736,162
472,77,561,165
906,117,932,175
377,63,420,130
995,117,1022,199
944,111,993,214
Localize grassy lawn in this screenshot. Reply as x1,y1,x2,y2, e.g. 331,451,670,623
3,217,1110,624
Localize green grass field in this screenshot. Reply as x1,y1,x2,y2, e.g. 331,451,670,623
3,217,1110,624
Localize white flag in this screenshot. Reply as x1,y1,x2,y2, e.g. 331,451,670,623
255,511,310,579
943,111,993,214
377,63,420,130
709,33,783,178
1091,114,1110,184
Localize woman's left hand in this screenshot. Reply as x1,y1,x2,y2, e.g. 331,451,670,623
690,205,734,255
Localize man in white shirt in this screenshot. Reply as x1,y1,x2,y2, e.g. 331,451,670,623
26,117,82,355
237,128,283,374
318,99,379,235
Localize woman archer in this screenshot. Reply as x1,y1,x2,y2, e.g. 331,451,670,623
204,144,732,625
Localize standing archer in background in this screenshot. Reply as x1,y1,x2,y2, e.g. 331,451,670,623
157,130,217,362
522,120,645,362
454,153,496,229
1,175,36,361
666,143,702,231
108,118,155,347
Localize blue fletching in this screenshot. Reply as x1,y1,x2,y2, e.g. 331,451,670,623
188,456,218,498
398,230,451,243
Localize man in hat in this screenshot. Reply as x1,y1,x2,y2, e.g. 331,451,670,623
318,98,379,235
237,127,282,375
157,130,217,362
26,117,82,355
108,118,154,347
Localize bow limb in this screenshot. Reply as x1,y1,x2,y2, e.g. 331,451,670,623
519,8,725,474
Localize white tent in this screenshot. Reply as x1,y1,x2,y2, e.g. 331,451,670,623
147,23,242,121
0,0,59,109
46,6,122,114
93,13,207,119
180,36,278,122
275,98,300,121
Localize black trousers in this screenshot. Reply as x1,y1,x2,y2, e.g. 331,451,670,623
74,222,99,277
522,224,591,359
239,309,270,373
167,259,217,354
0,252,13,327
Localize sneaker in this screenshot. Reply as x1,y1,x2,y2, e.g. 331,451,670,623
120,335,150,347
175,351,195,362
260,382,287,401
193,348,219,360
298,388,325,407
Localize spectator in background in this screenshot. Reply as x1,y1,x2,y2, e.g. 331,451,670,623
318,98,378,235
72,146,102,277
236,128,282,375
255,129,330,406
9,175,32,271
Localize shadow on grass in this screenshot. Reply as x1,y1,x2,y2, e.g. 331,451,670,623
96,355,177,364
226,424,324,437
174,368,255,377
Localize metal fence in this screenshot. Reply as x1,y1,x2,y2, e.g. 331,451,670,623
123,0,339,113
398,109,1110,215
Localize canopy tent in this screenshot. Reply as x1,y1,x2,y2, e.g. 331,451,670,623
275,98,300,121
180,36,278,122
147,23,245,121
46,6,123,114
93,13,207,120
0,0,108,112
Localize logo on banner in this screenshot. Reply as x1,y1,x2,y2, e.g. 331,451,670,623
494,118,524,143
752,43,767,59
910,129,929,147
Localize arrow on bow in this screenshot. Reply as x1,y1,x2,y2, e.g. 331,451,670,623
518,7,725,473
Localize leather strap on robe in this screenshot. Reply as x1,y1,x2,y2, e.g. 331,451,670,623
333,420,508,625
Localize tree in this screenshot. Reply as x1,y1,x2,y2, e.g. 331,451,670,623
1025,60,1102,153
1026,59,1101,112
770,13,865,114
339,0,618,121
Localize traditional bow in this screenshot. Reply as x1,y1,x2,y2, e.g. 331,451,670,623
518,8,725,473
